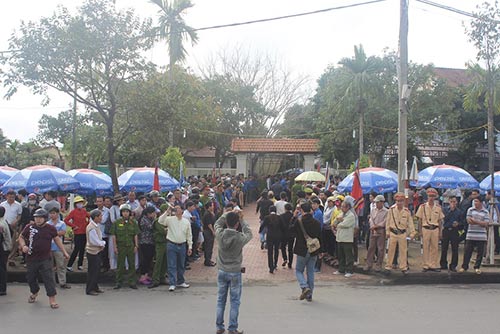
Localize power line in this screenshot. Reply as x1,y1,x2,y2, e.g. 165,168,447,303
189,0,387,32
414,0,475,19
0,0,387,55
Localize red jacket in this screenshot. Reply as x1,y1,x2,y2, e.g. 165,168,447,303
64,208,90,235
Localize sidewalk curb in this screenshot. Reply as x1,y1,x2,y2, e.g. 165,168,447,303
7,268,500,286
361,270,500,285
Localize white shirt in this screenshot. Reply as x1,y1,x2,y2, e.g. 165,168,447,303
127,200,139,211
88,220,106,247
159,214,193,249
98,206,111,236
275,200,288,215
183,209,193,222
0,200,22,225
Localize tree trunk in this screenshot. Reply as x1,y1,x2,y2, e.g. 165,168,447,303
106,121,119,193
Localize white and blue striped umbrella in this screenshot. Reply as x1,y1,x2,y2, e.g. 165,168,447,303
412,164,479,189
337,167,398,194
479,172,500,196
68,169,113,196
118,167,180,193
0,166,18,187
2,165,80,193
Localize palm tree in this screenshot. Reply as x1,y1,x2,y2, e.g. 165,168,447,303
463,62,500,113
0,129,10,149
149,0,199,71
149,0,198,147
337,45,382,158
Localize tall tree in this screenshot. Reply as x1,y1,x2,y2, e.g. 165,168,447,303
200,46,310,137
466,1,500,188
336,44,382,158
311,51,456,168
2,0,154,191
202,74,268,167
149,0,199,70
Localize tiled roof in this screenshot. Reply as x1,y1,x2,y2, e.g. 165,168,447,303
433,67,471,88
231,138,319,153
182,147,217,158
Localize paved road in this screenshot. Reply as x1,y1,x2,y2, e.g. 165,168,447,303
1,282,498,334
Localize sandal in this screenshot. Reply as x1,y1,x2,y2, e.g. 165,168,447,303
28,294,37,303
50,303,59,309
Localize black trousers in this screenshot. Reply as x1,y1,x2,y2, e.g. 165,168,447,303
0,249,8,293
27,259,56,297
203,231,214,264
267,239,280,271
338,242,354,274
101,237,110,270
321,229,336,256
440,228,460,269
139,244,155,275
68,234,87,267
353,236,359,262
280,237,295,264
86,252,102,294
191,223,200,255
461,240,486,270
495,226,500,253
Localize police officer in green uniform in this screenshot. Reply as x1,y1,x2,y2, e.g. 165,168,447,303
111,204,140,289
149,204,169,288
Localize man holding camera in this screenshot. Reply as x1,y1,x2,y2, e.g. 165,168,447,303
215,211,252,334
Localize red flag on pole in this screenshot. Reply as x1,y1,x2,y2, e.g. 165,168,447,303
153,162,160,191
212,166,217,185
352,159,364,215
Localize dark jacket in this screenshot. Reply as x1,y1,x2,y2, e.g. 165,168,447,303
256,199,274,220
293,213,322,257
259,213,286,241
280,211,295,239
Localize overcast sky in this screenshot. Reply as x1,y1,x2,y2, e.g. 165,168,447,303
0,0,484,142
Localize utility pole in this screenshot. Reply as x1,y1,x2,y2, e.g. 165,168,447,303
397,0,409,192
359,103,364,159
71,58,78,169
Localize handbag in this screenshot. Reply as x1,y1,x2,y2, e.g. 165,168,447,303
297,218,321,253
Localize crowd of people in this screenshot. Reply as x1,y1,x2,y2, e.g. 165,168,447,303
254,178,499,281
0,173,499,315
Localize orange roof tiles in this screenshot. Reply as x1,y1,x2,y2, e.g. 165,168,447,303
433,67,471,88
231,138,319,153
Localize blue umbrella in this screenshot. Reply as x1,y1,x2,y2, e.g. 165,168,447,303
479,172,500,196
68,169,113,196
412,164,479,189
118,167,180,193
0,166,18,186
337,167,398,194
2,165,80,193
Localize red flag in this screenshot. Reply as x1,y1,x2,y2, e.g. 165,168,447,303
352,160,364,214
153,162,160,191
212,166,216,185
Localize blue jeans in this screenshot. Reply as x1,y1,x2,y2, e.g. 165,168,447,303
295,253,317,293
259,220,266,243
216,270,242,332
167,242,186,286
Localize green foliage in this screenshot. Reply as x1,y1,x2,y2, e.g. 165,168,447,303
467,1,500,65
277,104,315,138
2,0,155,191
310,46,456,169
149,0,199,69
0,139,53,169
348,154,371,172
160,146,185,179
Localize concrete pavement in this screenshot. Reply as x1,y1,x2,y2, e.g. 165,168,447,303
1,282,499,334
